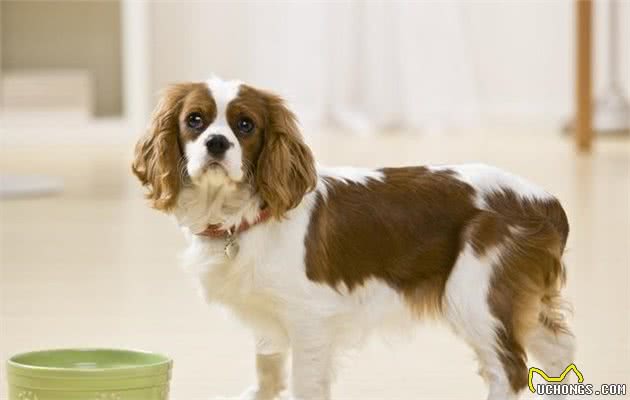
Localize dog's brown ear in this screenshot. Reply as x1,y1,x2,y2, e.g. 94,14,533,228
132,84,191,212
256,92,317,219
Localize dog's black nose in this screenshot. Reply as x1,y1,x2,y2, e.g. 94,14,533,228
206,135,231,157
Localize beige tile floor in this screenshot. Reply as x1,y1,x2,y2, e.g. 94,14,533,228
1,130,629,399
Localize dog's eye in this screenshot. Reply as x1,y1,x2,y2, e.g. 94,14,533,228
237,117,255,134
186,113,204,130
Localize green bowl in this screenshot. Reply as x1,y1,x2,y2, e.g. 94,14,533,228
6,349,172,400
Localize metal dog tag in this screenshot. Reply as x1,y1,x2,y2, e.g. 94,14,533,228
224,233,240,259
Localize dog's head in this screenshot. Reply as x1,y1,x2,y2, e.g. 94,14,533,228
132,77,317,218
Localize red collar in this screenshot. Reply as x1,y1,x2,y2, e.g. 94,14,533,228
196,208,273,238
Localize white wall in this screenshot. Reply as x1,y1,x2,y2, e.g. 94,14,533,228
465,0,629,125
1,0,123,116
149,2,249,92
463,1,574,122
148,0,629,130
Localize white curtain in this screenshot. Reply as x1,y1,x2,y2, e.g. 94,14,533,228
152,1,627,134
242,0,479,135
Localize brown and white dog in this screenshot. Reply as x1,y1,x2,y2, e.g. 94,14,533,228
132,77,575,400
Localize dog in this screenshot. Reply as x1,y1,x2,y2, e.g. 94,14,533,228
132,77,575,400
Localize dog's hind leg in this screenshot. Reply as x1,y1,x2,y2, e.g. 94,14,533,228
443,243,527,400
524,293,576,400
494,222,575,400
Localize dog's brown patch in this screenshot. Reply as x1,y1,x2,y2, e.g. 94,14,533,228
304,167,478,316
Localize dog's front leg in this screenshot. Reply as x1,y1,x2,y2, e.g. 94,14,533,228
252,352,288,399
238,335,289,400
237,352,288,400
290,324,333,400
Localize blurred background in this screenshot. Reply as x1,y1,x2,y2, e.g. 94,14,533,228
0,0,629,140
1,1,629,399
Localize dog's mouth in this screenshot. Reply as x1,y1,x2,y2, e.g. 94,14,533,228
188,156,246,185
204,160,227,173
189,159,242,186
188,159,224,179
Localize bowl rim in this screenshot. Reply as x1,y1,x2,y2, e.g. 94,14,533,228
7,348,172,375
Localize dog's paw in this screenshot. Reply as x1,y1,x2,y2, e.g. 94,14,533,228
238,386,264,400
212,386,286,400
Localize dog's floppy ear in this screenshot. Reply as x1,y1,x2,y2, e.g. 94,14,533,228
132,84,191,212
256,92,317,219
